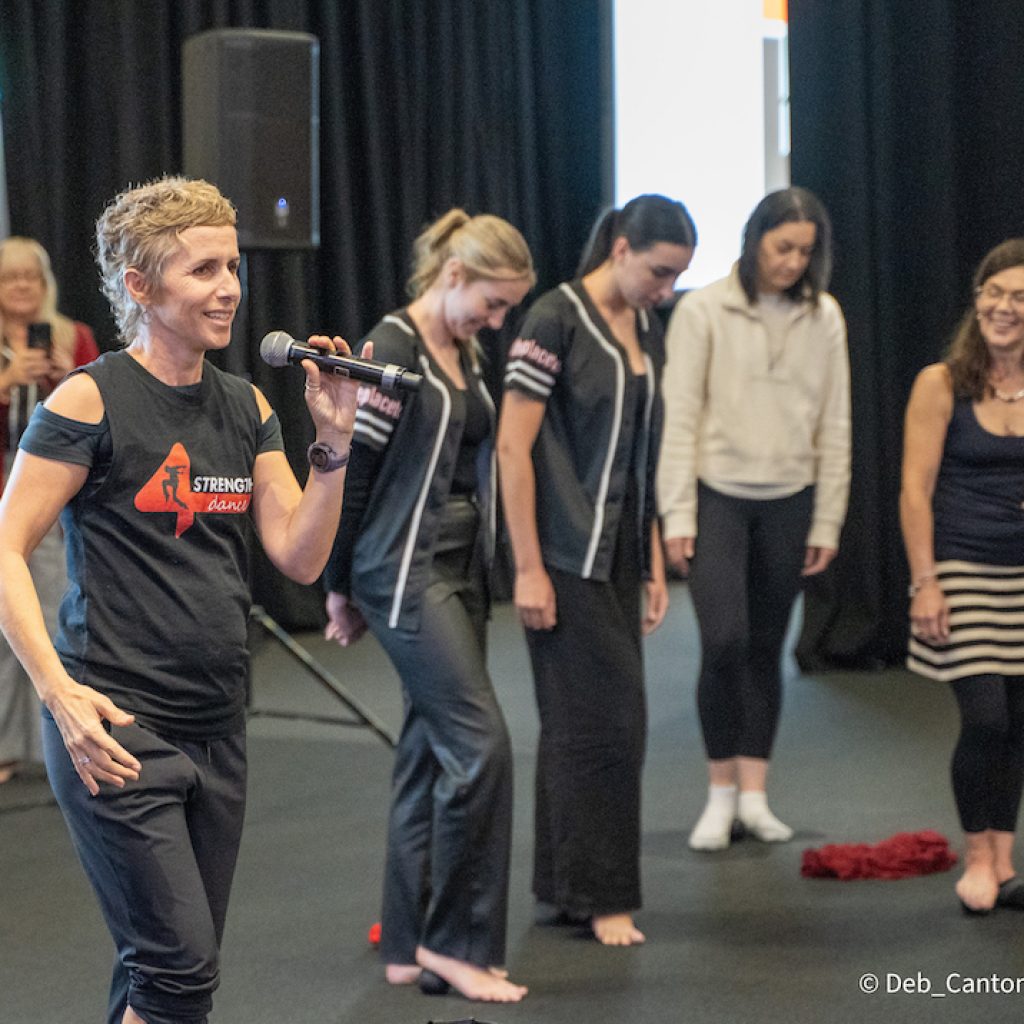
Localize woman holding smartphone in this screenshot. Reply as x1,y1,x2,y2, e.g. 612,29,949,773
0,236,99,784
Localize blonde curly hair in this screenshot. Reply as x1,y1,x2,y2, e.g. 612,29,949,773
95,176,236,343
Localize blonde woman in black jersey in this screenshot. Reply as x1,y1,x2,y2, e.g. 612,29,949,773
325,210,534,1000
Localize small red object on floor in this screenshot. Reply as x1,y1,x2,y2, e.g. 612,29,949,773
368,921,381,946
801,829,958,880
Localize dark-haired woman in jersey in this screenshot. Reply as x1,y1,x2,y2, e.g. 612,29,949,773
497,194,696,945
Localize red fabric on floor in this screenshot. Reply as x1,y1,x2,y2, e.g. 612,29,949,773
801,829,958,880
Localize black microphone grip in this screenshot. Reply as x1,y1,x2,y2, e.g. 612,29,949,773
260,331,422,393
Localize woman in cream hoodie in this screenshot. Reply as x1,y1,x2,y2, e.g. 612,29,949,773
657,187,850,851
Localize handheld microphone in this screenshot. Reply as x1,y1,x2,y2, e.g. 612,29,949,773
260,331,423,393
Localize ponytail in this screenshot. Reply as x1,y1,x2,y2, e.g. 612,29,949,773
576,194,697,278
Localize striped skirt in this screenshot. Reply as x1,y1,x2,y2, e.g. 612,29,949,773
908,560,1024,682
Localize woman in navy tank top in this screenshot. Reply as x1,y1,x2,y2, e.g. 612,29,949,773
901,238,1024,914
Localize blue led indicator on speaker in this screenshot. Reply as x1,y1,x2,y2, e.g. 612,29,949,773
274,196,290,228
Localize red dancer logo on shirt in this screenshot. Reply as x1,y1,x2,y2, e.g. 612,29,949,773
134,443,253,537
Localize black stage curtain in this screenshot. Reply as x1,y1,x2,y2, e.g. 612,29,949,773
789,1,1024,668
0,0,606,628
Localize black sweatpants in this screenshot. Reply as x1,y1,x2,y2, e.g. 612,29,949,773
688,481,813,761
951,675,1024,834
364,496,514,967
43,713,246,1024
525,498,646,918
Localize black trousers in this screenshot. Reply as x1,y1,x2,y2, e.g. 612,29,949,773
525,502,646,917
43,713,246,1024
951,675,1024,834
688,482,813,761
364,497,513,967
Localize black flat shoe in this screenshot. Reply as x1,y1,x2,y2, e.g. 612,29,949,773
426,1019,497,1024
534,901,589,927
419,969,451,995
996,876,1024,910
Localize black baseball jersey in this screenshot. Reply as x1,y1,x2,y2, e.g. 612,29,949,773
324,310,497,631
504,280,664,581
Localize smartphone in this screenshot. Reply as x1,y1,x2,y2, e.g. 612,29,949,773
27,322,52,355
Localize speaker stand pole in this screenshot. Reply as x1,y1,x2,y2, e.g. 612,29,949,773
248,605,397,749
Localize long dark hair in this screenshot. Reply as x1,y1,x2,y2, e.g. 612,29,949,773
576,194,697,277
946,238,1024,401
737,187,832,305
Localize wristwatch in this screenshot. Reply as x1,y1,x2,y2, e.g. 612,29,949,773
307,441,350,473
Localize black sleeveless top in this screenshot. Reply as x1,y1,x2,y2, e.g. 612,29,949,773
21,351,273,739
933,398,1024,566
450,382,490,495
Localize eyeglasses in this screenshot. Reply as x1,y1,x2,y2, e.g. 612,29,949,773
975,283,1024,309
0,269,44,286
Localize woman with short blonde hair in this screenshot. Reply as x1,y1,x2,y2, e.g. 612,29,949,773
0,175,362,1023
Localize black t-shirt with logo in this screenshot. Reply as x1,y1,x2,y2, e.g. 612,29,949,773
20,350,283,740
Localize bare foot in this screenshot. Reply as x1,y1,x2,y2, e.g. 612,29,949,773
956,836,999,913
989,830,1017,885
385,964,422,985
956,865,999,912
592,913,645,946
0,761,16,785
415,946,527,1002
489,967,509,978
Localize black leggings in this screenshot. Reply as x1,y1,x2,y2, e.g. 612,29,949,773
688,482,813,761
951,675,1024,834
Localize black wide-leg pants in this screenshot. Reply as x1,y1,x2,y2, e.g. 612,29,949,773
365,497,514,967
525,503,646,918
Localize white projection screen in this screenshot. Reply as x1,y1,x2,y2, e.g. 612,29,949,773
613,0,790,288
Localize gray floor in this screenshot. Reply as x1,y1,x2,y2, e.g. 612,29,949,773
2,584,1023,1024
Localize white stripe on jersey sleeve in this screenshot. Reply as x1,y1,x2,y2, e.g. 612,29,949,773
504,368,552,399
505,358,555,389
503,370,552,397
354,409,394,449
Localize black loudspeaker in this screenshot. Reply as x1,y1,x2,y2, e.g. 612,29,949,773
183,29,320,250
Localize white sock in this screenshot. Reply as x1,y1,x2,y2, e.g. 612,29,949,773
737,790,793,842
689,784,738,851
